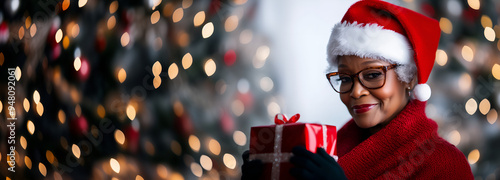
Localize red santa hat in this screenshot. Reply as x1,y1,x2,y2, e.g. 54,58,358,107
327,0,441,101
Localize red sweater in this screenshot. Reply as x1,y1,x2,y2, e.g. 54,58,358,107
337,100,474,179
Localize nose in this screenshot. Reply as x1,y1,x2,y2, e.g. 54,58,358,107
350,78,369,99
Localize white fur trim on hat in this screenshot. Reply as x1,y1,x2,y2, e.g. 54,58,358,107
412,83,431,101
327,22,413,72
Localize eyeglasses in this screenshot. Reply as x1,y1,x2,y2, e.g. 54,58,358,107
326,64,399,93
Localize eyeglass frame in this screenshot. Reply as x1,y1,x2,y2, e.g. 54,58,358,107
325,64,399,94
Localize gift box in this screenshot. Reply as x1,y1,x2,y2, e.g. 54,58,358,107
249,114,337,180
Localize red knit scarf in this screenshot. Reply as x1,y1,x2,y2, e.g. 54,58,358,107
337,100,473,179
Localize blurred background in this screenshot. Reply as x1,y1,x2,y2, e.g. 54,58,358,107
0,0,499,179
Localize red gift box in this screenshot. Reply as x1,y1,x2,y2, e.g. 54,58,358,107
249,114,337,180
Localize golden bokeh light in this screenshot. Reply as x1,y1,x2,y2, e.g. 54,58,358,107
107,16,116,30
20,136,27,149
74,57,82,71
225,15,239,32
487,109,497,124
55,29,63,43
458,73,471,93
171,140,182,156
145,140,155,155
208,138,221,155
168,63,179,80
151,10,160,24
467,0,480,10
157,164,169,179
182,53,193,69
15,66,21,81
448,130,461,146
118,68,126,83
58,109,66,124
63,36,70,49
62,0,70,11
71,23,80,38
72,144,81,158
126,104,136,120
468,149,480,164
23,98,30,112
188,135,201,152
461,45,474,62
25,16,32,28
200,155,213,171
110,158,120,173
182,0,193,8
223,153,237,169
484,27,496,42
190,162,203,177
177,31,189,47
256,45,271,61
18,26,24,40
121,32,130,47
33,90,40,104
153,76,162,89
79,0,88,7
260,76,274,92
233,130,247,146
152,61,162,76
27,120,35,135
231,99,244,116
202,22,214,39
46,150,55,164
172,8,184,23
97,104,106,118
240,29,253,44
30,23,37,37
435,49,448,66
204,59,216,76
465,98,477,115
493,64,500,80
173,100,184,117
110,1,119,14
39,163,47,177
233,0,248,5
479,99,491,115
267,101,281,117
114,129,125,145
25,156,32,169
193,11,205,27
75,104,82,117
481,15,492,28
439,17,453,34
136,175,145,180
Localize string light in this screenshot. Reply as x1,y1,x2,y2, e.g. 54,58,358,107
156,164,169,179
97,104,106,118
225,15,239,32
267,101,281,117
484,27,495,42
493,64,500,80
479,99,491,115
58,109,66,124
188,135,200,152
62,0,70,11
30,23,37,37
223,153,237,169
171,140,182,156
126,104,136,120
458,73,471,93
481,15,492,28
18,26,24,40
114,129,125,145
63,36,70,49
448,130,461,146
204,59,216,76
193,11,205,27
15,66,21,81
465,98,477,115
202,22,214,38
39,163,47,177
121,32,130,47
461,45,474,62
468,149,480,164
172,8,184,23
20,136,27,149
439,17,453,34
153,76,161,89
74,57,82,71
208,138,221,155
23,98,29,112
487,109,497,124
182,53,193,69
72,144,81,158
110,1,119,14
33,90,40,104
110,158,120,173
173,100,184,116
467,0,480,10
182,0,193,8
118,68,126,83
168,63,179,79
27,120,35,135
25,156,32,169
25,16,32,29
145,140,155,155
233,131,247,146
435,49,448,66
200,155,213,171
108,16,116,30
55,29,63,43
79,0,88,7
231,99,244,116
190,162,203,177
260,77,274,92
151,10,160,24
46,150,55,164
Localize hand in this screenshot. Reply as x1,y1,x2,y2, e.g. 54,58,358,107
241,150,264,180
290,146,347,180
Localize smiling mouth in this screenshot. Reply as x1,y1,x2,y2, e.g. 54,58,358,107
352,104,377,114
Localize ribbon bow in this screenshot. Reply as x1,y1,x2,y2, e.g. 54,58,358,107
274,113,301,124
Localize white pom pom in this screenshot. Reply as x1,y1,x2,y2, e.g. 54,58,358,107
412,84,431,101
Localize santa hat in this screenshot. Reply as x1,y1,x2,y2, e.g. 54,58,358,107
327,0,441,101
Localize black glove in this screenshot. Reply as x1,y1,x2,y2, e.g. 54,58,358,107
241,150,264,180
290,146,348,180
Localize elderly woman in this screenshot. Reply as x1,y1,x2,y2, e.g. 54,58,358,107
242,0,474,179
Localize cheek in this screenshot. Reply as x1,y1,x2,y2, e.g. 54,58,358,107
340,93,350,107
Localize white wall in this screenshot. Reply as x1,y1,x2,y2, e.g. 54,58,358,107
256,0,358,126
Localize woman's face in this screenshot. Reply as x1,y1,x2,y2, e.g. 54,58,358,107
338,55,411,129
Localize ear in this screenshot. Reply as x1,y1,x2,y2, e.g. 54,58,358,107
408,75,418,90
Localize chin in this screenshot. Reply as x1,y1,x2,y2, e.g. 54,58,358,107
352,117,378,129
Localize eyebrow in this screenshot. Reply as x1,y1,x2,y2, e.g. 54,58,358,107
338,60,384,69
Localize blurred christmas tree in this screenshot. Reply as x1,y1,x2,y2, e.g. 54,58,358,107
407,0,500,178
0,0,279,179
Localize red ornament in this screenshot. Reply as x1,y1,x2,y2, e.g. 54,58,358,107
124,125,140,153
74,56,91,81
175,114,193,138
224,50,237,66
51,44,61,60
0,22,9,43
70,116,89,137
95,35,107,52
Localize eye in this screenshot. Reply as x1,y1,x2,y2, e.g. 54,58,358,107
363,71,383,80
338,75,352,83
